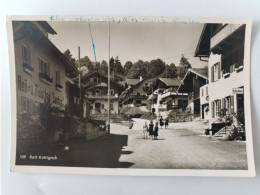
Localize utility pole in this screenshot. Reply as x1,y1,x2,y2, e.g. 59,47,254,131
107,21,111,134
78,46,82,118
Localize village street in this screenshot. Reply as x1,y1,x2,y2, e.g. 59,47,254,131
111,119,248,170
17,119,247,170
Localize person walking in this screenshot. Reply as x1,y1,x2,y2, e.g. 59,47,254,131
143,121,148,139
149,120,154,139
164,117,169,129
154,122,159,140
159,116,164,129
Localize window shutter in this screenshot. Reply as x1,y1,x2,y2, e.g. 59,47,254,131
218,63,221,79
231,95,234,114
211,101,215,118
211,66,214,82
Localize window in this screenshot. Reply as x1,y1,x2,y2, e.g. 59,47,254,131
21,97,32,113
56,71,60,84
95,89,101,95
178,100,188,108
225,96,234,114
211,63,221,82
136,100,141,104
110,90,114,95
93,77,101,83
22,44,30,64
101,104,105,109
39,57,49,76
215,100,221,117
137,92,140,96
206,87,208,96
110,103,114,110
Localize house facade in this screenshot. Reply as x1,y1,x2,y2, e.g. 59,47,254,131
82,71,123,115
149,78,188,113
177,68,208,117
120,78,151,108
13,21,77,115
195,24,246,127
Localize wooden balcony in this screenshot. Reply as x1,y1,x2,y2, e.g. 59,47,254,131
210,24,243,50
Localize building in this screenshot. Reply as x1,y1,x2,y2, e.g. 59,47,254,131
13,21,78,115
65,77,81,117
149,78,188,112
120,77,151,108
125,78,141,88
195,23,246,127
177,68,208,117
81,71,123,115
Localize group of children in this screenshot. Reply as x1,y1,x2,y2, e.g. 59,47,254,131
143,116,169,140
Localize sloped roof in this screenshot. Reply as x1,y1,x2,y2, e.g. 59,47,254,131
37,21,57,35
80,71,123,89
190,68,208,79
126,79,140,86
159,78,182,87
177,68,208,92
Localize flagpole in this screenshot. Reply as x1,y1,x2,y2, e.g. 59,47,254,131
108,21,111,134
78,46,82,118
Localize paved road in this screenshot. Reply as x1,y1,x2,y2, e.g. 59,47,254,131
111,119,248,170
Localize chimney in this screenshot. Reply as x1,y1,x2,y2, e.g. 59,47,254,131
140,76,142,81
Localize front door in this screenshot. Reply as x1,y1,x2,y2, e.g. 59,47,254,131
237,94,244,124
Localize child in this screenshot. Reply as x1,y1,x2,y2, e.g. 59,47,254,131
143,121,148,139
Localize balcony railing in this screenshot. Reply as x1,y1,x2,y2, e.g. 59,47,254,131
210,24,243,49
86,94,118,100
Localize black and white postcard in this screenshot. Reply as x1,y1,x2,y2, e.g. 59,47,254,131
7,16,255,177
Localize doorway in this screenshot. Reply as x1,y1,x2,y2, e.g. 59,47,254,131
237,94,244,124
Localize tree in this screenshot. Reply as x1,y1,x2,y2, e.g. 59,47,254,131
63,49,76,65
123,61,133,76
146,58,166,78
161,63,177,78
126,60,147,79
99,60,108,76
177,55,192,78
109,56,124,82
77,56,95,76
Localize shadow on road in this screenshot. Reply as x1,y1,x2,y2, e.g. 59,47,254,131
16,134,134,168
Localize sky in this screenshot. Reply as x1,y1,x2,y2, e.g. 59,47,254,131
48,21,207,68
